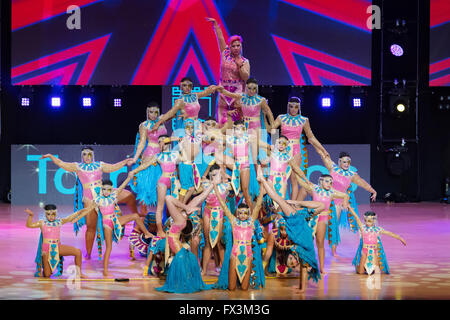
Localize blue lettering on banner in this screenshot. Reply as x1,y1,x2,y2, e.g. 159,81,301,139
54,168,75,195
27,154,55,194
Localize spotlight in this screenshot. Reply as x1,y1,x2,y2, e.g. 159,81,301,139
21,97,30,107
352,98,362,107
82,97,92,108
51,97,62,108
389,94,410,117
113,98,122,108
349,86,365,109
111,86,124,108
396,103,406,113
19,85,34,107
321,97,332,108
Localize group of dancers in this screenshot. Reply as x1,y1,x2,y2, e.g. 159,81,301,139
26,19,406,293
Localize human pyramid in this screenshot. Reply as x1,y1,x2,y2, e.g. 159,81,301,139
26,18,406,294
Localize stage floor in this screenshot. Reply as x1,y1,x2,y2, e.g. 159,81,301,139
0,202,449,300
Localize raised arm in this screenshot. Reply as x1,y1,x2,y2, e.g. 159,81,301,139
261,98,275,130
302,119,328,157
187,182,214,210
331,189,350,208
25,209,42,228
101,158,132,173
132,123,148,163
221,110,237,133
380,229,407,246
197,85,218,98
251,182,265,220
257,167,295,216
270,115,282,132
40,154,77,172
206,17,227,53
348,206,364,231
351,174,377,202
318,150,334,172
213,183,234,223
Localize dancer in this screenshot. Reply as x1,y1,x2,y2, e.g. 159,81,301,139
130,102,168,209
212,180,264,291
40,148,136,259
26,204,93,278
156,185,216,293
200,164,232,276
177,119,202,203
218,79,275,171
206,17,250,127
91,172,154,277
150,77,217,135
215,120,257,211
257,167,323,292
271,97,328,201
292,169,349,275
349,208,406,275
318,151,377,256
131,135,181,238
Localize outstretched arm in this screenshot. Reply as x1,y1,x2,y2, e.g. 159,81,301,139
317,150,334,172
270,115,282,134
102,158,132,173
187,182,214,210
214,183,235,223
348,206,364,231
257,167,295,216
40,154,77,172
25,209,42,228
132,123,148,163
291,164,314,193
217,86,242,101
221,110,237,133
206,17,227,53
285,200,325,215
332,189,350,209
351,174,377,202
197,85,218,98
381,229,407,246
302,119,329,157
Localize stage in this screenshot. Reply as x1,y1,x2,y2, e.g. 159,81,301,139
0,202,449,300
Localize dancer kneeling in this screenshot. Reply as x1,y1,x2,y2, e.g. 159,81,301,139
156,183,215,293
257,166,324,292
26,204,94,278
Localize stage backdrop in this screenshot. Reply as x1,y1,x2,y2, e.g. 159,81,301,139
430,0,450,86
11,144,370,206
11,0,372,86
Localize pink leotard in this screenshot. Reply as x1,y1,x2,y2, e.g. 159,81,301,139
280,114,307,156
231,219,254,258
268,151,291,197
312,185,334,222
227,135,250,169
142,120,168,158
240,94,263,130
361,226,383,256
330,163,356,206
77,162,103,200
204,182,229,219
182,94,201,119
41,220,61,254
157,152,179,188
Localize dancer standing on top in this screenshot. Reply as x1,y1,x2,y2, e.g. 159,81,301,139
206,17,250,127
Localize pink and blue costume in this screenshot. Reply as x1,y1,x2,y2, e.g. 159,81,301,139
352,225,390,274
34,218,64,277
280,114,309,173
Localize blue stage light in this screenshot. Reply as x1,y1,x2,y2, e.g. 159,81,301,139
321,97,332,108
21,97,30,107
352,98,362,108
114,98,122,107
82,97,92,107
51,97,61,108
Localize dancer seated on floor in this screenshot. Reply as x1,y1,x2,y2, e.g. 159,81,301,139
257,166,324,292
26,204,94,278
348,207,406,275
212,179,264,291
156,183,216,293
91,172,153,277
